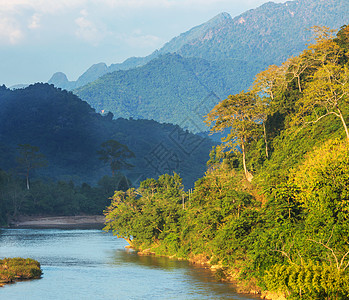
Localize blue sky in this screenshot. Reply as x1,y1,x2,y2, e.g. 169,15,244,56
0,0,286,87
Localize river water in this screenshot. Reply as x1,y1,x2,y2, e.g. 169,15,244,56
0,229,259,300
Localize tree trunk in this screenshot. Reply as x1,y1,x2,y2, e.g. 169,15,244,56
297,75,302,93
241,140,253,182
263,122,269,158
338,108,349,140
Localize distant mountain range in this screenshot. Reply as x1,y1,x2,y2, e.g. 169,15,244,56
48,0,348,131
74,53,258,132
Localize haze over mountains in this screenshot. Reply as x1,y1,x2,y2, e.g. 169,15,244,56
50,0,349,90
46,0,349,132
0,84,214,187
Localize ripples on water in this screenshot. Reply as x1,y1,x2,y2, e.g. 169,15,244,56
0,229,259,300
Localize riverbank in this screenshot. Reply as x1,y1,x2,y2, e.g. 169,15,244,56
8,215,105,229
136,246,286,300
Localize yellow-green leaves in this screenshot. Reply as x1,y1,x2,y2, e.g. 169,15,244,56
296,62,349,139
205,91,260,181
291,139,349,219
264,261,349,299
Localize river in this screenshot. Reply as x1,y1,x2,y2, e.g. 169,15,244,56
0,228,260,299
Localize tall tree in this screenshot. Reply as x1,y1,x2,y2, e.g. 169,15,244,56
252,63,289,158
205,91,259,182
285,55,310,93
252,64,288,103
16,144,48,190
297,62,349,140
334,24,349,52
98,140,135,177
305,26,342,68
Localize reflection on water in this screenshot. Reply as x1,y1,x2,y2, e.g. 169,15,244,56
110,248,189,270
0,229,259,300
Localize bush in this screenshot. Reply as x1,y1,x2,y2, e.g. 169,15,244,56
0,258,42,283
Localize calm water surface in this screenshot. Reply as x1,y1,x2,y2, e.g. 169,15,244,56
0,229,260,300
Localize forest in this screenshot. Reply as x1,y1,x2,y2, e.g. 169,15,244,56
104,25,349,299
0,83,214,224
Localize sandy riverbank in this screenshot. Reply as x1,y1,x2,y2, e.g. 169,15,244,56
8,215,105,229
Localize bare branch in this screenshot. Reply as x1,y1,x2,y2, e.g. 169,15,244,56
326,227,334,246
271,249,296,265
339,250,349,270
304,111,340,125
308,239,339,271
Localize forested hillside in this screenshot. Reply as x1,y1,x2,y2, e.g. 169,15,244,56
72,0,349,132
158,0,348,64
74,54,257,132
0,83,214,186
0,84,214,223
105,25,349,299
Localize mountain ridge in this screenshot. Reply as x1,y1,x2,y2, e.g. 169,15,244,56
49,0,349,91
73,0,349,132
73,53,259,132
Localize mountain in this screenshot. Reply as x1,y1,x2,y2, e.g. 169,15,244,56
48,63,109,90
0,83,215,188
71,0,348,132
74,53,259,132
156,0,349,64
49,0,349,91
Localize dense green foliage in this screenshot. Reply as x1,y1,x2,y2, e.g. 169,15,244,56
0,257,42,284
0,168,129,224
105,25,349,299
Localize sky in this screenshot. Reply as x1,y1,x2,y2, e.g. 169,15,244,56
0,0,286,87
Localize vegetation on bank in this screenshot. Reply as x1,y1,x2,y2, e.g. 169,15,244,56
0,258,42,285
0,170,130,225
104,25,349,299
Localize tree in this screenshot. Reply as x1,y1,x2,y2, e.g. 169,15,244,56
292,139,349,220
205,91,259,182
285,55,310,93
104,173,184,248
252,64,288,103
304,26,342,68
297,62,349,140
334,24,349,53
254,94,271,159
98,140,135,176
252,63,289,158
16,144,48,190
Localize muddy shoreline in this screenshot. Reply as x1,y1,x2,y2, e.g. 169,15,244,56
7,215,105,229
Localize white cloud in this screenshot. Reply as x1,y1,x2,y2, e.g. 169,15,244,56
125,31,162,48
0,0,89,45
0,17,23,44
0,0,86,14
28,13,41,29
75,10,104,46
93,0,286,10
